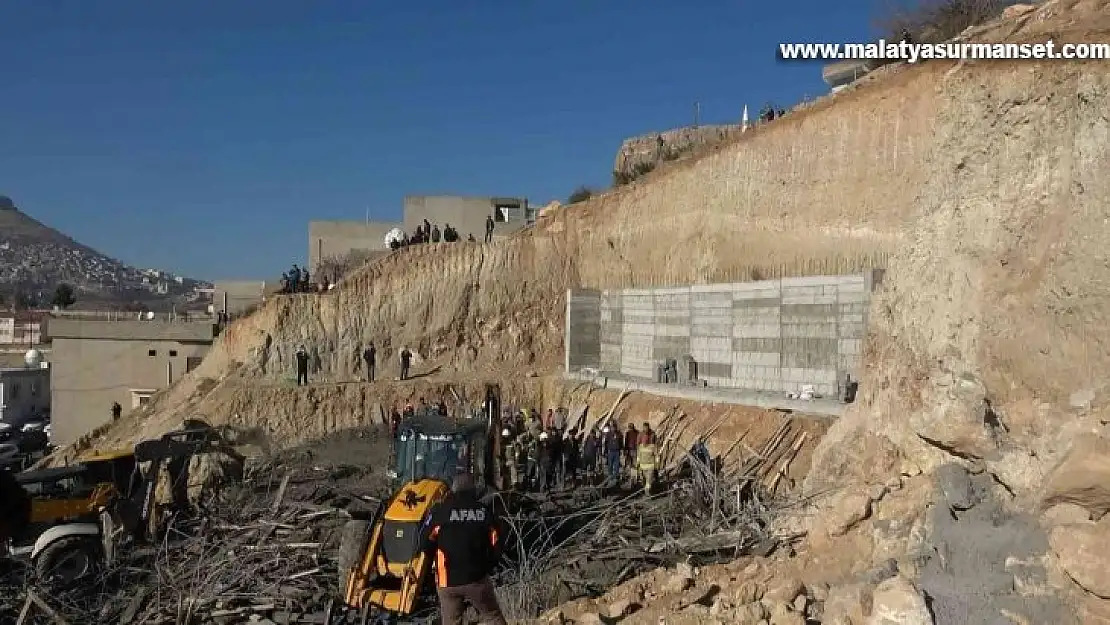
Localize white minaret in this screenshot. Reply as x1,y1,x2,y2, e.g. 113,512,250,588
742,105,749,132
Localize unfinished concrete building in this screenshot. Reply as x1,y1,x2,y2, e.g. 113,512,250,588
307,195,532,274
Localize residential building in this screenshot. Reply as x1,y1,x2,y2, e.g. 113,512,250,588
0,311,46,345
0,364,50,426
402,195,532,243
308,195,533,274
48,315,218,445
211,279,284,316
308,221,399,276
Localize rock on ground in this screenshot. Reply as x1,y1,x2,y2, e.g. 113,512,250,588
867,575,933,625
1050,518,1110,599
1041,434,1110,519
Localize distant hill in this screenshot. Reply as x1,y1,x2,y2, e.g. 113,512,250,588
0,195,211,309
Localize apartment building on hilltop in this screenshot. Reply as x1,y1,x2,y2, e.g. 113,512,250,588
48,313,218,445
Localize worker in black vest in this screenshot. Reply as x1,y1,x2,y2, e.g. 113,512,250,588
0,468,31,545
421,473,507,625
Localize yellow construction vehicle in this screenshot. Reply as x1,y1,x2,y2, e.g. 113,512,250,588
330,385,503,624
9,449,135,582
4,420,242,585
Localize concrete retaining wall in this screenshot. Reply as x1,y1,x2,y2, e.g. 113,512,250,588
566,271,878,397
565,289,601,371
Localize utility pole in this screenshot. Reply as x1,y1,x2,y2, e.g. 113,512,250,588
693,101,701,128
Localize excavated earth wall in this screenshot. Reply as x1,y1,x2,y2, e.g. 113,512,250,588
89,54,1108,489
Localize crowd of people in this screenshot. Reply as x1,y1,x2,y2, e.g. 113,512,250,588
384,401,678,495
389,215,496,250
499,408,660,494
278,264,334,294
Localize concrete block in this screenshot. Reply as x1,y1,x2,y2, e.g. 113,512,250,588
837,290,868,304
689,283,733,294
840,322,866,337
732,324,780,339
781,275,839,288
731,287,781,301
655,324,691,337
836,275,868,289
733,303,780,317
781,294,839,305
733,351,780,367
782,285,824,297
795,368,838,384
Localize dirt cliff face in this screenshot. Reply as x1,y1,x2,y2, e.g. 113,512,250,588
809,58,1110,498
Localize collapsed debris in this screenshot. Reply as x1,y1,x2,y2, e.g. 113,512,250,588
0,415,809,624
494,417,808,619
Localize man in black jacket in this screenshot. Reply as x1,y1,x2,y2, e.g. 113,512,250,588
295,345,310,386
422,474,507,625
0,468,31,545
362,342,376,382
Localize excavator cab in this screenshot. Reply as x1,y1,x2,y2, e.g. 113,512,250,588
334,386,502,623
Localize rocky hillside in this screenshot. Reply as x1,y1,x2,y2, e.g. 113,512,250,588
70,0,1110,621
0,195,210,306
613,124,741,183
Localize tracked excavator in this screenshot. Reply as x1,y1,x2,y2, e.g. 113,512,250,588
329,385,504,624
4,420,242,585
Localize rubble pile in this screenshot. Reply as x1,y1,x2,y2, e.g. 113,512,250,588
495,419,808,620
1,417,808,624
1,431,389,625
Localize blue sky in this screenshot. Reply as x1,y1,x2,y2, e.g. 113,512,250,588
0,1,879,280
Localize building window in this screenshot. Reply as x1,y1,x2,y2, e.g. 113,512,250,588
10,383,19,399
169,350,178,357
148,349,157,357
131,389,156,409
186,357,203,373
30,383,38,397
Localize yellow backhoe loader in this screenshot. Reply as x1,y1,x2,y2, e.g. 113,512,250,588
329,385,503,624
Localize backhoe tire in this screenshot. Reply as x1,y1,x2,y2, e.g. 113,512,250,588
338,519,372,582
34,537,101,586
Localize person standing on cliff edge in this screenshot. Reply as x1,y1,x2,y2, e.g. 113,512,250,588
295,345,310,386
484,214,495,243
362,342,376,382
399,347,412,381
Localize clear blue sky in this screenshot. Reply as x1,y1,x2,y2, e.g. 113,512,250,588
0,1,881,280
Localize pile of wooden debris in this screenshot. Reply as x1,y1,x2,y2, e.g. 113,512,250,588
1,415,809,625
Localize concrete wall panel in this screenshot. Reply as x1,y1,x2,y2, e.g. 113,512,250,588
568,273,876,397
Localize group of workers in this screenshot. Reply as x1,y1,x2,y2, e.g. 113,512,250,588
500,408,659,495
